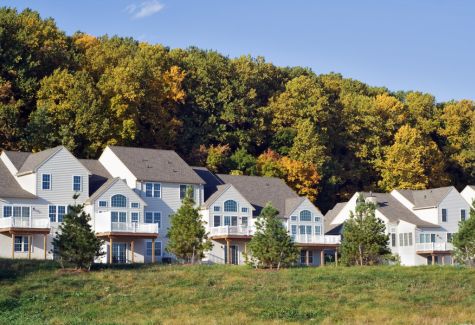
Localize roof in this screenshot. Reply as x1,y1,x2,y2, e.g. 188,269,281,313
79,159,112,195
216,174,299,217
192,167,224,200
86,178,119,204
285,197,306,216
17,146,63,175
362,192,439,227
396,187,454,209
324,202,347,233
108,146,204,184
203,184,233,208
2,151,31,170
0,159,37,199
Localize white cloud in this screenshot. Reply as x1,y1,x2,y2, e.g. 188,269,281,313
125,1,164,19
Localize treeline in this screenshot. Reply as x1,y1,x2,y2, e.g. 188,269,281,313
1,8,474,211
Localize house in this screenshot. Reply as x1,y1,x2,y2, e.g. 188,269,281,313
326,187,470,266
461,185,475,207
194,168,340,266
0,146,90,260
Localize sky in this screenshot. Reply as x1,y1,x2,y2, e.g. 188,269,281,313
3,0,474,102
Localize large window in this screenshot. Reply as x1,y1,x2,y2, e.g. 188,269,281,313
145,183,161,198
73,176,82,192
180,184,194,200
224,200,237,212
146,241,162,257
419,233,436,243
111,211,127,223
224,216,237,226
299,225,305,235
14,236,29,252
42,174,51,190
315,226,321,235
3,206,30,218
145,212,161,228
111,194,127,208
299,210,312,222
213,215,221,227
131,212,139,223
291,225,297,235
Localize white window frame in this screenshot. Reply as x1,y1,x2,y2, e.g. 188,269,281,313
213,206,221,212
460,209,467,222
131,202,140,209
98,200,108,208
72,175,82,192
3,205,31,218
145,211,161,228
441,208,448,222
14,235,30,252
145,182,161,198
146,240,162,257
41,173,52,190
110,194,127,208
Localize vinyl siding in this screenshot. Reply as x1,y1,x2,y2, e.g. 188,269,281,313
98,147,137,188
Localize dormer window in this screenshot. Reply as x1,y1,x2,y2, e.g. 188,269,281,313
42,174,51,190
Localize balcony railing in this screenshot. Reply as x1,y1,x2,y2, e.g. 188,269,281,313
95,211,158,234
0,217,50,229
416,242,453,252
209,225,254,237
292,234,341,245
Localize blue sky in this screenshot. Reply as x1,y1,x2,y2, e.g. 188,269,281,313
4,0,474,102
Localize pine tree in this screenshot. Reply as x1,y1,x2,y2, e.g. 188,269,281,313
340,194,391,266
452,205,475,266
245,202,298,269
52,196,104,270
166,188,212,264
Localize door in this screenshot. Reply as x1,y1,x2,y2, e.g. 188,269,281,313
224,244,239,264
111,211,127,231
112,243,127,263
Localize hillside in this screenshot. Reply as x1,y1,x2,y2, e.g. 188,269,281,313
1,260,474,324
1,7,475,211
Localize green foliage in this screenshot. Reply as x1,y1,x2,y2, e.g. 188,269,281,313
452,205,475,266
229,148,257,175
166,188,212,263
341,195,391,266
52,199,104,270
246,203,299,269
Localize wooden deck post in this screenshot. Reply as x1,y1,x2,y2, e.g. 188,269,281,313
131,240,135,263
335,250,338,266
152,238,155,263
11,234,14,259
320,250,325,267
43,234,47,260
109,237,113,264
226,239,231,264
442,255,445,265
431,254,435,265
305,250,310,266
28,235,32,260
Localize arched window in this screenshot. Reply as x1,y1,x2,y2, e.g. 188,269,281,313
111,194,127,208
300,210,312,222
224,200,238,212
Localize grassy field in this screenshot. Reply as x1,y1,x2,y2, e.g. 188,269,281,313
0,260,474,325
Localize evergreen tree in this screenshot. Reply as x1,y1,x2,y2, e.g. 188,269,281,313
245,202,298,269
452,204,475,266
52,196,104,270
166,188,212,264
340,194,391,266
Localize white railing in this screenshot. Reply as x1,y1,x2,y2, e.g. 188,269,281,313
95,211,158,234
0,217,50,229
292,234,341,244
416,242,453,252
209,225,255,237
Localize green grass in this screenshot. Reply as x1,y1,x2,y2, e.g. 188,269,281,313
0,260,474,324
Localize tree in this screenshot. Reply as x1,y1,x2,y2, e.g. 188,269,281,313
166,188,212,263
340,194,391,266
452,205,475,267
229,147,257,175
205,144,231,173
245,203,298,269
52,198,104,270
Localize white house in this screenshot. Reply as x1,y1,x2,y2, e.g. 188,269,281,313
326,187,470,266
461,185,475,207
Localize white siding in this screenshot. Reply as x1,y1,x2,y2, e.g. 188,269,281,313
461,186,475,207
99,147,137,188
436,188,470,233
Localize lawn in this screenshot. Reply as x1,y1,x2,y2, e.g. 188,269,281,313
0,260,474,324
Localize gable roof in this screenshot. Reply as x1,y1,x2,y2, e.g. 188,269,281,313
0,159,37,199
192,167,224,201
108,146,204,184
396,187,454,209
324,202,347,232
216,174,299,217
85,177,145,205
203,184,232,208
362,192,439,227
2,151,31,171
79,159,112,195
285,197,306,216
17,146,64,175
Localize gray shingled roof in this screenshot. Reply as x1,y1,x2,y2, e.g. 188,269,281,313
362,192,439,227
324,202,347,232
203,184,233,208
17,146,63,175
79,159,112,195
192,167,223,200
109,146,204,184
0,159,37,199
2,151,31,170
285,197,306,216
216,174,299,218
85,178,120,204
396,187,454,209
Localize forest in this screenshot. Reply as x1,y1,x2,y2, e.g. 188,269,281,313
1,8,474,211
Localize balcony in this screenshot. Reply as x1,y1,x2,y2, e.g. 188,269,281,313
416,242,453,253
0,217,50,231
95,211,158,237
292,235,341,245
209,225,255,238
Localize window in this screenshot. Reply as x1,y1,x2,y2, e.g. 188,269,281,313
224,200,237,212
111,211,127,223
73,176,82,192
146,241,162,257
409,233,413,246
299,210,312,222
145,183,161,198
57,206,66,222
306,225,312,235
291,215,297,221
442,209,447,222
291,225,297,235
153,184,161,197
111,194,127,208
419,233,436,244
241,217,248,226
3,206,12,218
145,212,161,228
49,205,57,222
42,174,51,190
447,233,453,243
314,217,321,222
131,202,140,209
131,212,139,223
213,215,221,227
315,226,321,235
99,201,107,207
391,233,396,247
146,183,153,197
213,206,221,212
461,209,466,221
223,216,237,226
242,207,248,213
399,233,413,247
3,206,30,219
180,185,194,200
299,225,305,235
14,236,29,252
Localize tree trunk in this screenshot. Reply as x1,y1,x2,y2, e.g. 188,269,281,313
358,245,363,266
